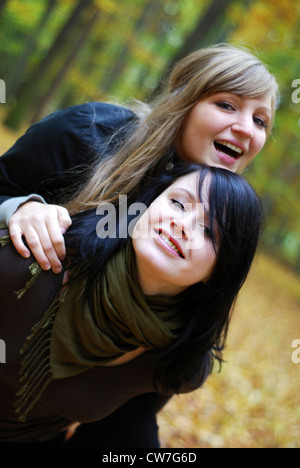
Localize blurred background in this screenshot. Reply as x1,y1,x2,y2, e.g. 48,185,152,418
0,0,299,448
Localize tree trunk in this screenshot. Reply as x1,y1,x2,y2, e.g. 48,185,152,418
150,0,235,98
5,0,94,129
6,0,58,97
100,1,165,94
0,0,9,18
31,9,99,123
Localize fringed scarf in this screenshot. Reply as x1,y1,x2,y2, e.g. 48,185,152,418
0,231,184,422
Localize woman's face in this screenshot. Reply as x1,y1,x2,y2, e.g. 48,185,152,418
132,172,217,297
175,92,272,173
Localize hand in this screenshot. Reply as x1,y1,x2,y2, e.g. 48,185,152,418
8,201,72,274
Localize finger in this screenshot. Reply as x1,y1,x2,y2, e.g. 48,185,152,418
45,219,67,264
57,207,72,234
8,224,31,259
18,226,52,271
33,222,65,273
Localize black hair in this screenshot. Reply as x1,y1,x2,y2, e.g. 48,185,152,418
65,164,263,392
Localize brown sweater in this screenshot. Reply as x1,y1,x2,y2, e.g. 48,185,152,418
0,233,209,444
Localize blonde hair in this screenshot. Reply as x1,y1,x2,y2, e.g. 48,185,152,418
66,43,279,214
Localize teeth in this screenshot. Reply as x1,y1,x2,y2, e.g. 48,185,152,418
216,141,243,154
159,233,180,254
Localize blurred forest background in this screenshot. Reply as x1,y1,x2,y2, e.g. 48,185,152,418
0,0,299,448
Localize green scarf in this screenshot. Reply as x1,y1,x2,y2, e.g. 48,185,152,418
7,237,185,422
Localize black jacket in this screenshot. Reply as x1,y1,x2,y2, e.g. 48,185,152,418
0,102,136,205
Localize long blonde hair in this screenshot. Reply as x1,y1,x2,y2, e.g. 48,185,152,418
66,43,279,214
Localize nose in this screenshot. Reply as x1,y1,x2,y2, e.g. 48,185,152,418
170,215,205,252
171,220,189,240
231,114,254,139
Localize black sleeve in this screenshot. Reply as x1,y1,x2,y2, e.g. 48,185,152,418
64,393,167,448
0,102,135,205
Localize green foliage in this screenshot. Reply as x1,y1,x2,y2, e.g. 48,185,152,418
229,0,300,271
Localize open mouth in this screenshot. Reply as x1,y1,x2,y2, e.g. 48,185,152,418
157,229,185,259
214,140,243,160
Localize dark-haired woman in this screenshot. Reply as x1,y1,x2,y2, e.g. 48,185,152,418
0,44,276,447
0,164,262,446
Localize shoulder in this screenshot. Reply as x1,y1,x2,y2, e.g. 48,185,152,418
39,102,137,155
43,101,136,135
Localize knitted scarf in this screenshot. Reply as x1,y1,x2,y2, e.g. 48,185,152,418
0,232,184,422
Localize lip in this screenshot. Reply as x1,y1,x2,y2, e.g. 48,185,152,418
214,139,248,166
223,139,247,155
154,229,185,259
214,148,239,166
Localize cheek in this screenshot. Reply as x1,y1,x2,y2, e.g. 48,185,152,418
131,209,152,242
180,108,208,140
190,245,217,282
254,131,267,153
187,107,216,136
131,200,166,240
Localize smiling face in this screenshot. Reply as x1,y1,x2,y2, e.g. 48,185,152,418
174,92,272,173
132,172,217,297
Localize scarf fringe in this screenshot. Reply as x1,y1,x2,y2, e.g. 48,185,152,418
0,234,11,247
0,230,56,421
0,228,59,422
15,262,42,299
14,290,67,423
0,231,42,299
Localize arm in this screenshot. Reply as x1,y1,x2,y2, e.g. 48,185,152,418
0,104,90,270
0,102,136,271
39,351,211,425
65,393,169,448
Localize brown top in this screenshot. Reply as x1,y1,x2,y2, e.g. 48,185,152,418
0,233,209,443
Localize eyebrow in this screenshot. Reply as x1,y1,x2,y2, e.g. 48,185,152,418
258,106,272,115
175,187,210,217
174,187,197,202
240,97,273,116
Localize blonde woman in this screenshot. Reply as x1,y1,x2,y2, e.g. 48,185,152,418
0,44,279,447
